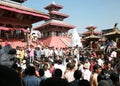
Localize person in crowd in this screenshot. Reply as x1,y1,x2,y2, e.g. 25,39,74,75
73,46,79,61
34,47,41,60
110,72,120,86
19,47,25,63
0,64,23,86
41,69,69,86
110,48,117,62
97,55,104,67
78,79,90,86
28,45,35,63
52,68,63,78
78,60,84,72
82,63,91,81
22,66,41,86
97,69,113,86
16,46,21,60
69,70,82,86
44,47,50,58
64,62,75,82
49,62,55,74
41,48,45,60
84,58,90,70
39,68,47,81
90,64,102,86
54,59,66,77
105,61,115,76
43,63,51,78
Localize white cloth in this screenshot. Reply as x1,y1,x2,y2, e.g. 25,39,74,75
44,70,51,78
64,70,75,82
82,69,91,81
97,58,104,66
111,51,117,58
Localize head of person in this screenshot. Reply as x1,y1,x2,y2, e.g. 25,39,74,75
110,73,119,85
52,69,62,78
93,64,102,74
74,70,82,80
69,63,75,70
83,64,89,70
78,80,90,86
28,66,35,75
0,65,23,86
41,77,69,86
106,62,112,69
85,58,89,63
39,68,45,77
43,63,48,71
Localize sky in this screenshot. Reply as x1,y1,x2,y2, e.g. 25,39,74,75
23,0,120,33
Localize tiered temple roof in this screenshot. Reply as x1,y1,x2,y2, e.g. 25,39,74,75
34,20,75,30
44,2,63,11
0,0,49,48
33,2,75,48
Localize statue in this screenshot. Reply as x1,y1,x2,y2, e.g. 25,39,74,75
0,44,16,68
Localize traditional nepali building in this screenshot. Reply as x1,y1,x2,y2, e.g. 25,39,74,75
34,2,75,48
0,0,49,47
82,25,102,50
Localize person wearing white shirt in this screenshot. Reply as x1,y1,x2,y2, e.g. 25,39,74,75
110,49,117,59
82,64,91,81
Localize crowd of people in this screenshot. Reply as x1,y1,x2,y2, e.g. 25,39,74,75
0,39,120,86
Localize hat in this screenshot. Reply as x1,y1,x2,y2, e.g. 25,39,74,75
83,64,89,69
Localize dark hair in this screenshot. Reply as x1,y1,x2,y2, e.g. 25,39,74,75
110,73,119,84
74,70,82,79
93,64,101,71
0,45,2,49
53,69,62,78
39,68,45,76
24,68,29,75
43,63,48,71
42,77,69,86
0,65,22,86
78,80,90,86
28,66,35,75
69,63,75,70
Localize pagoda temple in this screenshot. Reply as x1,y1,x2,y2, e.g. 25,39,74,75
0,0,49,47
34,2,75,48
82,25,101,50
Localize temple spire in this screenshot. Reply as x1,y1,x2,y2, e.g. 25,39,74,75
114,23,119,32
52,1,56,4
